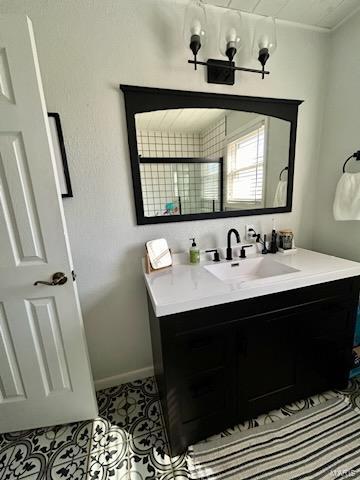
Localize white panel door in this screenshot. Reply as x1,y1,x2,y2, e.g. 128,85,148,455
0,15,98,432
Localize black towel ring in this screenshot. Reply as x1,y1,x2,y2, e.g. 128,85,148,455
279,166,288,180
343,150,360,173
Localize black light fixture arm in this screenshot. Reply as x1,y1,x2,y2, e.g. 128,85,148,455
188,59,270,77
258,47,270,80
189,34,202,71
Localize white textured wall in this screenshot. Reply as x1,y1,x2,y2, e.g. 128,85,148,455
266,118,291,208
0,0,329,382
312,11,360,261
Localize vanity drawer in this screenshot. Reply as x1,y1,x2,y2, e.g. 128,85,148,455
175,330,228,374
180,368,227,424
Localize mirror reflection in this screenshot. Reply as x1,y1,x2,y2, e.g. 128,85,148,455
136,108,290,218
146,238,172,270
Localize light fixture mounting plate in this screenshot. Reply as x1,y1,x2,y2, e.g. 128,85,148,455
207,59,235,85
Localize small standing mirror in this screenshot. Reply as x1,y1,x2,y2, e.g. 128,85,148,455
146,238,172,270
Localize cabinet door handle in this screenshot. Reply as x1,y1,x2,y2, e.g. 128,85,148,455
321,303,344,314
238,337,247,355
190,382,214,398
189,337,212,351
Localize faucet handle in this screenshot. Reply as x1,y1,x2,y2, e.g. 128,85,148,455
240,245,253,259
248,228,257,238
205,249,220,262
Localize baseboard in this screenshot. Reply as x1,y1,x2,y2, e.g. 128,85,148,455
94,366,154,391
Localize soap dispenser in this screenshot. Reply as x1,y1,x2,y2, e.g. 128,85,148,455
189,238,200,264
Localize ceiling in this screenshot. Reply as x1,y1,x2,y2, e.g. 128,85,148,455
205,0,360,29
136,109,226,132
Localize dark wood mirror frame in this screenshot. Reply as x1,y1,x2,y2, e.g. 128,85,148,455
120,85,303,225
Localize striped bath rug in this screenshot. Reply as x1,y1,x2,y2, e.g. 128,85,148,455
187,397,360,479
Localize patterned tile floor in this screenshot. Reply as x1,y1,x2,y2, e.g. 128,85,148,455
0,376,359,480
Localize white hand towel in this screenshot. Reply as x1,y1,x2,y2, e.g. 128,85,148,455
273,180,287,207
333,173,360,221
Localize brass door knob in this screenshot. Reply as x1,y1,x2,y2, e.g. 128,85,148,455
34,272,68,286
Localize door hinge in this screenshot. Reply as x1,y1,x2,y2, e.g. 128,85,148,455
71,270,76,281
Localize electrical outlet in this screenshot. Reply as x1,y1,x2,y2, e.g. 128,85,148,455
245,224,257,242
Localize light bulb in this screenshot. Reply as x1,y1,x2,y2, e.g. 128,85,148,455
219,10,243,63
227,27,237,43
191,19,202,36
257,33,276,51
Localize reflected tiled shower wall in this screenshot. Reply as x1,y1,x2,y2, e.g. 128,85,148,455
137,131,201,158
201,117,226,160
140,162,209,216
137,118,226,217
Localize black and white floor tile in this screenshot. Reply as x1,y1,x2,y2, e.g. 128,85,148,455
0,376,359,479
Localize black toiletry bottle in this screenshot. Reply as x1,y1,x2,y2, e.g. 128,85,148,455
270,229,278,254
262,234,268,254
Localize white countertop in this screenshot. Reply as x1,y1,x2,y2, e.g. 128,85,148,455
144,248,360,317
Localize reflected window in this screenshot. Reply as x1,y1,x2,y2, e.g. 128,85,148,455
201,163,220,201
226,121,265,207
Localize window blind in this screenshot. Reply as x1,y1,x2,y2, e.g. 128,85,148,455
201,163,219,200
226,122,265,204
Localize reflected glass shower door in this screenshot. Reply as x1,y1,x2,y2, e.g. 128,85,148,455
140,158,223,217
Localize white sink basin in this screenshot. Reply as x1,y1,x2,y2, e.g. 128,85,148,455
204,257,299,283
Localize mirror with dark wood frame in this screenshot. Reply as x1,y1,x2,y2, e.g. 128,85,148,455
120,85,302,225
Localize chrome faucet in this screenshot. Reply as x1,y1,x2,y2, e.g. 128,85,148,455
226,228,241,260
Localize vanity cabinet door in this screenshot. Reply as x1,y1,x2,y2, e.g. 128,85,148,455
236,298,356,422
237,310,299,419
296,299,356,393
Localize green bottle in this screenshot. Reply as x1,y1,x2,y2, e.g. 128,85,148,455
189,238,200,264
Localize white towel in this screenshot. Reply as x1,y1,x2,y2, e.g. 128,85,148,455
333,173,360,221
273,180,287,207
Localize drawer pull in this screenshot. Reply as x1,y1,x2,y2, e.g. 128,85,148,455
238,337,247,355
189,337,213,351
190,383,215,398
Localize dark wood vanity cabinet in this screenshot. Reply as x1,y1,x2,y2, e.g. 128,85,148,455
148,277,360,455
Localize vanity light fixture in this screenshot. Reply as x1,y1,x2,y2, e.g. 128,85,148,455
184,0,276,85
